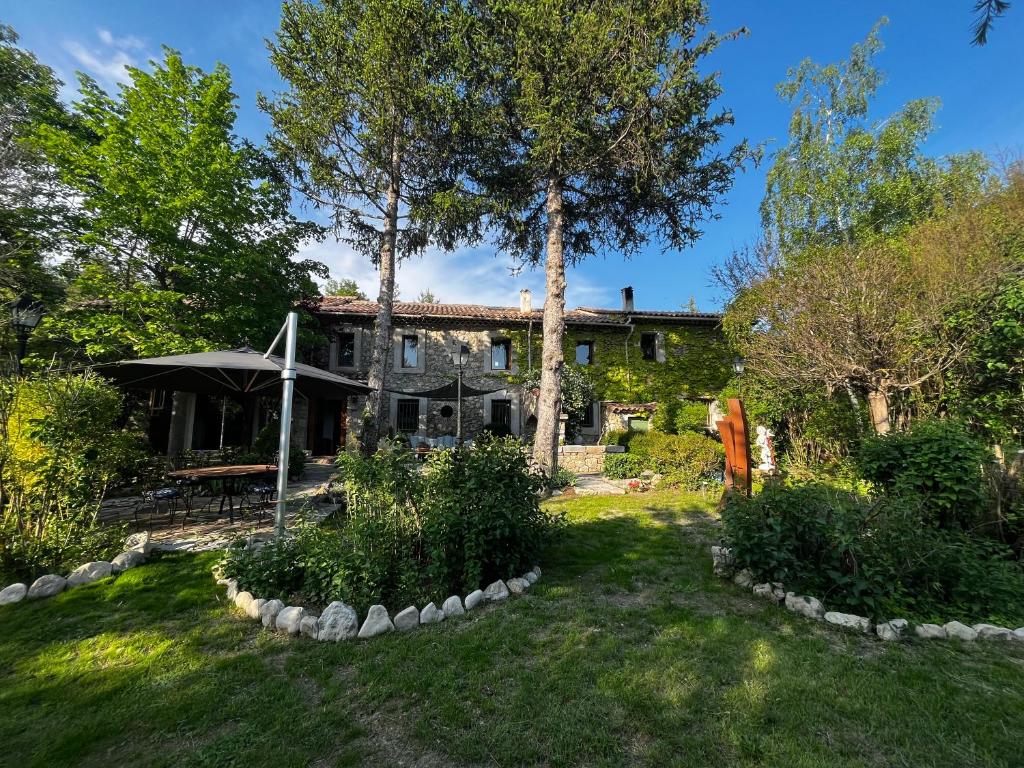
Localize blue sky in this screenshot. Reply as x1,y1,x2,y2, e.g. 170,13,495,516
4,1,1023,311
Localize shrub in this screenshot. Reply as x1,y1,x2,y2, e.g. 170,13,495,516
722,483,1024,623
628,431,724,488
1,372,147,582
857,419,988,530
249,420,306,479
675,399,709,434
481,422,513,438
599,429,631,446
604,453,648,479
651,400,679,434
548,466,577,490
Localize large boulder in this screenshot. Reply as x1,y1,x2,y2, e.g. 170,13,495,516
276,606,307,635
419,602,444,624
234,591,254,614
318,601,359,641
914,623,946,640
67,561,113,587
124,531,152,554
112,551,146,573
442,595,465,618
394,606,419,632
223,579,239,601
506,578,529,595
260,599,285,628
973,623,1014,641
784,593,825,620
484,580,510,602
824,612,872,633
247,598,266,620
0,583,28,606
300,615,320,640
943,621,978,641
358,604,394,638
27,574,67,600
1013,628,1024,643
876,619,909,641
464,590,484,610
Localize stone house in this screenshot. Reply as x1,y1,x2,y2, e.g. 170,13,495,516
300,287,732,460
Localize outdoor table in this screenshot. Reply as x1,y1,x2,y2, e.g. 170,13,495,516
167,464,277,523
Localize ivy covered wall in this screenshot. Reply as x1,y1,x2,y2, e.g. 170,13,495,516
505,322,732,403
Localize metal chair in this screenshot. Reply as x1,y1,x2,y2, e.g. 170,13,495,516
242,480,277,526
134,485,183,529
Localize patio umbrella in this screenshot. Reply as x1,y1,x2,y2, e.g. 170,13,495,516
95,346,372,399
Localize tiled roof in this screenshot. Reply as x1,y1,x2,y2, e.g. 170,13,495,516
604,402,658,414
316,296,720,326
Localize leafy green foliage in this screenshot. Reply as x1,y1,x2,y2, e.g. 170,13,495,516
598,430,631,447
222,437,557,611
723,483,1024,623
603,453,648,480
0,371,147,581
522,364,595,441
623,431,724,489
857,419,988,531
33,49,325,361
652,398,709,435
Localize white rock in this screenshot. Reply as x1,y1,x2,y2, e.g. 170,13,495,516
944,621,978,641
973,623,1014,641
358,604,395,638
532,565,541,576
67,561,113,587
876,619,909,641
247,598,266,620
733,569,754,589
506,578,528,595
914,623,947,639
523,571,539,585
276,606,307,635
234,591,254,613
784,592,825,620
0,583,28,605
824,611,872,633
1012,627,1024,642
224,579,239,600
260,599,285,628
710,545,734,575
318,601,359,641
394,606,419,631
27,574,67,600
300,615,319,640
442,595,465,617
464,590,484,610
420,602,445,624
112,551,146,573
124,531,152,554
771,583,786,602
484,580,510,602
752,583,775,600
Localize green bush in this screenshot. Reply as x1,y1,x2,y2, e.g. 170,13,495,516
857,419,988,530
220,436,559,612
248,420,306,479
651,400,679,434
1,372,146,582
548,466,577,490
675,400,709,434
628,431,724,488
481,422,513,438
722,483,1024,623
604,453,648,479
599,429,631,446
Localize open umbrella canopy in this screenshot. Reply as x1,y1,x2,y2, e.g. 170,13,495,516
95,346,372,399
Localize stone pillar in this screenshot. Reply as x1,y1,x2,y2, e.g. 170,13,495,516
166,391,196,456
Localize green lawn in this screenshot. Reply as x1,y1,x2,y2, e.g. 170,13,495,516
3,491,1023,768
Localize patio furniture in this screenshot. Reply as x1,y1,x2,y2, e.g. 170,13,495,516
134,485,184,529
167,464,277,526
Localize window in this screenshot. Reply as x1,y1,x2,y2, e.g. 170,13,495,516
337,332,356,368
401,335,419,368
640,333,657,361
439,404,454,418
396,399,419,432
490,399,512,429
491,338,511,370
581,401,595,428
575,341,594,365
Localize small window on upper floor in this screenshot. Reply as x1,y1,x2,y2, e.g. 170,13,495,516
401,335,419,368
337,332,356,368
575,340,594,365
640,333,657,361
491,338,511,370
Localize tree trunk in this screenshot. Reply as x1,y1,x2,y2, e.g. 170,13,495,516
362,136,401,454
867,388,890,435
533,177,566,476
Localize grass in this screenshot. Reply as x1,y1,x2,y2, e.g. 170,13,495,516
2,490,1024,767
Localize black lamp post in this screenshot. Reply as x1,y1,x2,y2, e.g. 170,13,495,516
732,355,745,376
451,342,470,443
9,295,44,374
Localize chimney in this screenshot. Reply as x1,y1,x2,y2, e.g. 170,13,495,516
520,288,532,312
621,286,634,313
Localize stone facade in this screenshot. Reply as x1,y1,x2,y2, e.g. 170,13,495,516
557,445,625,474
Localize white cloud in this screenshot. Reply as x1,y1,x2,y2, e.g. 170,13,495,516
296,237,610,309
97,28,145,50
61,29,150,92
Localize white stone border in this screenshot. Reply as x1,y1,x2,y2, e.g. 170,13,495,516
711,546,1024,645
214,567,542,641
0,532,154,607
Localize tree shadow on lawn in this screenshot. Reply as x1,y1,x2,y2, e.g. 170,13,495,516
2,501,1024,768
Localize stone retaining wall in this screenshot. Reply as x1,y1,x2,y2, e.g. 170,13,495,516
557,444,625,475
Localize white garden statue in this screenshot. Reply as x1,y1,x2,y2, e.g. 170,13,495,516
755,425,776,472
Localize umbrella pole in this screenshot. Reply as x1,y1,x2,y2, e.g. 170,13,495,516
267,312,298,537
